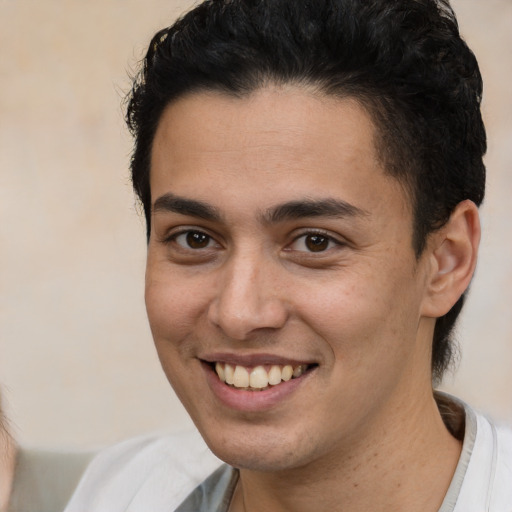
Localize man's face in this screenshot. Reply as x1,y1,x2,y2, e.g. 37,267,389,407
146,87,436,471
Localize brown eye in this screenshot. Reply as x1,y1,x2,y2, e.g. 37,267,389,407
185,231,211,249
172,230,215,250
305,234,330,252
288,232,339,253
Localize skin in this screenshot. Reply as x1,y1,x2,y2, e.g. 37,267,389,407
146,86,480,511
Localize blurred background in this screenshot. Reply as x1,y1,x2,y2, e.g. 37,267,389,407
0,0,511,450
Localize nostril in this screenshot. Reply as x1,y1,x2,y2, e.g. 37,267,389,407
208,295,289,341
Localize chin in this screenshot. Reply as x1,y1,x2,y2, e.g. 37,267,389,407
210,445,300,472
196,422,317,472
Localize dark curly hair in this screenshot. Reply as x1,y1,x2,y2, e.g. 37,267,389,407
126,0,486,383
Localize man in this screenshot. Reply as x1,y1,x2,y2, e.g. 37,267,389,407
65,0,512,510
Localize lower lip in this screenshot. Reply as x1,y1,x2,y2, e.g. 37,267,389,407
202,362,313,412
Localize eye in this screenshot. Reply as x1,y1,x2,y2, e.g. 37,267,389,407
289,233,339,253
173,230,216,250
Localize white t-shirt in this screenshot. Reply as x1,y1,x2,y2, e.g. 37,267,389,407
63,429,222,512
64,396,512,512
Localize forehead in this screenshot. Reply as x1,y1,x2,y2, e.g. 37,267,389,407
150,86,410,219
153,86,375,161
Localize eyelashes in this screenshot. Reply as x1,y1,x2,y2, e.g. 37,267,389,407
172,230,219,250
288,232,341,253
164,228,343,254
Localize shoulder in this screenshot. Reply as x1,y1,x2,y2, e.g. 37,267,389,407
489,421,512,509
457,405,512,511
64,429,222,512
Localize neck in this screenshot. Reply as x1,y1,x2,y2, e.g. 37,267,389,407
0,422,17,512
230,391,461,512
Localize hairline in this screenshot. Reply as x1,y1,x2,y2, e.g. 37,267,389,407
146,79,423,255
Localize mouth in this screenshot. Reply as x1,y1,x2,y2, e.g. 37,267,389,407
210,361,316,391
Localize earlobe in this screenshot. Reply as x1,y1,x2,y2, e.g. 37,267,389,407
421,200,481,318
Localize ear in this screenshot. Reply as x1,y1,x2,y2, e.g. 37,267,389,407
421,200,481,318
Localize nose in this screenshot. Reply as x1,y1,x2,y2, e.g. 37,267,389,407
207,251,288,341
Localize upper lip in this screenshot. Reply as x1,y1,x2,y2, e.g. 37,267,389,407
200,352,316,367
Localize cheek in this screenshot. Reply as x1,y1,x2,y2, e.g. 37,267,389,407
298,271,422,367
145,268,208,345
144,273,209,402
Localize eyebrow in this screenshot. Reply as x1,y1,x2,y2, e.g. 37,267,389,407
262,198,369,224
152,193,368,224
153,193,222,222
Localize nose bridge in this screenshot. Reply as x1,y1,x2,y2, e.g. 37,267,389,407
208,245,287,340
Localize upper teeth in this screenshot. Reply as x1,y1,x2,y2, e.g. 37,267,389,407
215,362,308,390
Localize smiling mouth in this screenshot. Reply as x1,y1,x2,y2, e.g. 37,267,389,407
213,362,315,391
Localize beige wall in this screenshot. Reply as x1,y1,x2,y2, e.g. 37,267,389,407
0,0,510,449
